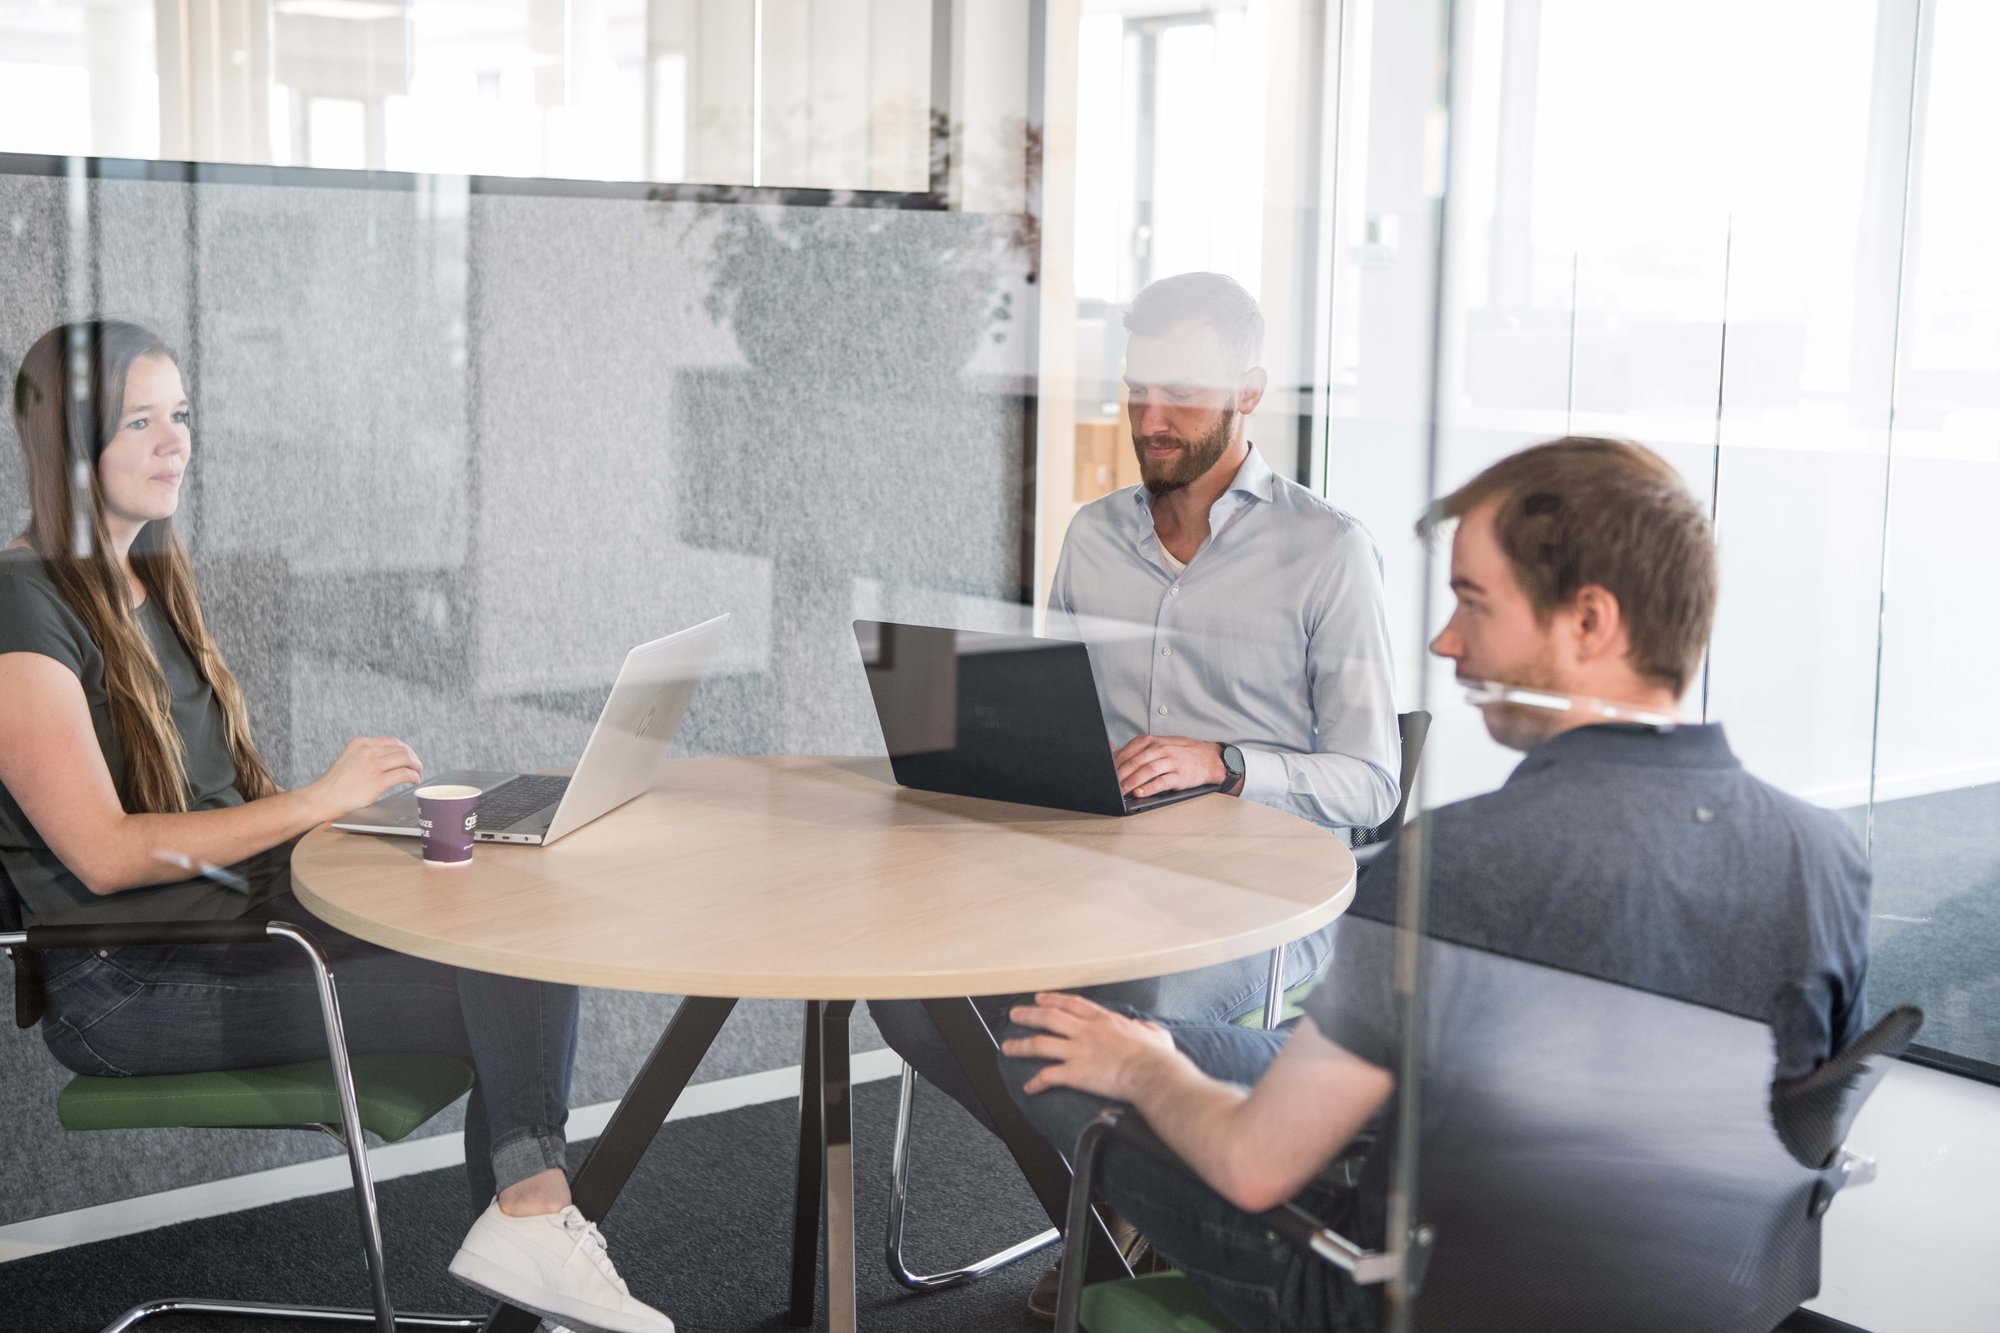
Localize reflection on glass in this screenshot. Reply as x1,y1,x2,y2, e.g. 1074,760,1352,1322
1457,679,1679,730
0,0,942,192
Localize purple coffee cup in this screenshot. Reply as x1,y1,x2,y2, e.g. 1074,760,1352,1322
416,784,481,866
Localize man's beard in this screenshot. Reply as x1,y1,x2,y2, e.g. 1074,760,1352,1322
1135,408,1235,496
1471,654,1569,753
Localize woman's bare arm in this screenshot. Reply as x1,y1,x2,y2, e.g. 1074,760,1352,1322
0,650,420,895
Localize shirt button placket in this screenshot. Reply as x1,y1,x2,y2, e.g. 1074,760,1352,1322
1151,581,1180,725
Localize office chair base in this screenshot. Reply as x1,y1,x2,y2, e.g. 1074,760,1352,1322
100,1297,483,1331
886,1063,1061,1291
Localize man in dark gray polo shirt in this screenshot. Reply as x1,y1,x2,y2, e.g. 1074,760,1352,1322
998,437,1871,1332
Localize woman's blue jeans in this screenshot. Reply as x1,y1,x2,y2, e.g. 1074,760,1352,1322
37,894,578,1214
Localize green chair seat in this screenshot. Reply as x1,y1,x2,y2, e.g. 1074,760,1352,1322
1232,972,1320,1029
58,1052,476,1143
1081,1272,1237,1333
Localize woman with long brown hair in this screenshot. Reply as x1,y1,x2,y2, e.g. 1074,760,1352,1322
0,320,673,1333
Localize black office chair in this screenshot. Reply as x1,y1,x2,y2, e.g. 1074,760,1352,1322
1349,709,1430,868
0,868,481,1332
1239,709,1432,1033
1052,924,1920,1333
882,712,1432,1291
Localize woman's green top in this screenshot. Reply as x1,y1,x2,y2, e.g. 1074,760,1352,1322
0,549,290,925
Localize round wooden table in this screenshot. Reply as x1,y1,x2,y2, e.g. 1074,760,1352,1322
292,756,1356,1332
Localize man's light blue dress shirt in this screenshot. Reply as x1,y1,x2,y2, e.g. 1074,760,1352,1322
1048,444,1401,833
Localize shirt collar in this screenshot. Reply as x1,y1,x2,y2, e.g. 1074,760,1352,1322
1224,443,1277,503
1507,722,1740,784
1127,443,1276,539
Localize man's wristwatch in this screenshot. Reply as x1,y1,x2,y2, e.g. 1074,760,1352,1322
1218,743,1246,795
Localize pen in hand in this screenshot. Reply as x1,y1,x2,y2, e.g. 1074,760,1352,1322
152,850,251,894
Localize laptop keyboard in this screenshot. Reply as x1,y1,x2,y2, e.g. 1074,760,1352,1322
477,774,571,830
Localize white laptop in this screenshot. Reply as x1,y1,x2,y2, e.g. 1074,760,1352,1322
333,614,729,846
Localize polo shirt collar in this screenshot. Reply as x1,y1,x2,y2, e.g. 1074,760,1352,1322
1508,722,1739,782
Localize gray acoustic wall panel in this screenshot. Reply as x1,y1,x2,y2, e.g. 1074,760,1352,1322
0,166,1031,1224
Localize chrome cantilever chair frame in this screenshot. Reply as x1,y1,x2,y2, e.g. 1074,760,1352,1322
1,919,481,1333
885,1062,1063,1289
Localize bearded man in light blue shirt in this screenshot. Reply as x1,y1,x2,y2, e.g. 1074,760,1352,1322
868,272,1400,1316
1050,274,1401,831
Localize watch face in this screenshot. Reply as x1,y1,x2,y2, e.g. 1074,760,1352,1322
1222,744,1245,777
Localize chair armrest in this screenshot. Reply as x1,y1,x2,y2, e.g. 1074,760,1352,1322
1770,1005,1923,1170
2,919,309,1031
1053,1108,1424,1333
23,919,274,951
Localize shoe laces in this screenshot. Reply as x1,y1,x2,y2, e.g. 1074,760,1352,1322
557,1206,631,1297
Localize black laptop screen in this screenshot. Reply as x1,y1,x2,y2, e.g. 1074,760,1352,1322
853,621,1129,815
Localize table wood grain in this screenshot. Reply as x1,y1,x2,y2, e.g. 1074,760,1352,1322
291,756,1356,1000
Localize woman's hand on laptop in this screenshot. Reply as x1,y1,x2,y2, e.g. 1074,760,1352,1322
1114,734,1227,799
303,736,423,821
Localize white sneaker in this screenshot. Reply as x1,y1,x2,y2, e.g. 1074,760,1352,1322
449,1201,674,1333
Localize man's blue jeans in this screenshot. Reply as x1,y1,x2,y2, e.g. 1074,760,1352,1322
867,926,1333,1135
999,1016,1378,1333
37,894,578,1214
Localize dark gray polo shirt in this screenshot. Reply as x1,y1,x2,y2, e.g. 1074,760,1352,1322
1303,723,1871,1081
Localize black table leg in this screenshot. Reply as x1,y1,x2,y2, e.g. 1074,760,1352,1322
480,995,737,1333
821,1001,857,1333
923,997,1132,1287
788,1001,824,1325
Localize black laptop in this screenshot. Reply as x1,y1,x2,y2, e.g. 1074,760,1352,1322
852,620,1223,816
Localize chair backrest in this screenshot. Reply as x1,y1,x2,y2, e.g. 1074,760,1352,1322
1352,710,1430,849
1351,926,1827,1333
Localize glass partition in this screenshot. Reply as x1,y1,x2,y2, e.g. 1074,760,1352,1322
1869,0,2000,1076
0,0,1045,1228
1312,1,1992,1329
1398,0,1997,1081
3,0,1996,1327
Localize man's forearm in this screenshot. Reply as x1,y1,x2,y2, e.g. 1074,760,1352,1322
1122,1047,1266,1207
1114,1025,1389,1215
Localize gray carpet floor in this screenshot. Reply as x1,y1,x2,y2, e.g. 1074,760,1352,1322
1862,782,2000,1068
0,1078,1058,1333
